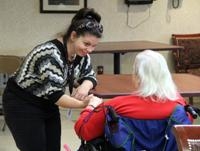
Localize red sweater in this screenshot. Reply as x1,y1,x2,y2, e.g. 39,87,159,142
74,95,189,141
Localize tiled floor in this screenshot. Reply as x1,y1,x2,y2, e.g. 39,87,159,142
0,108,82,151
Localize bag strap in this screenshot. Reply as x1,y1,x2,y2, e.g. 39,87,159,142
162,105,181,151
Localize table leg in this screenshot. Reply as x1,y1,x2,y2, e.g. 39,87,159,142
114,53,120,74
189,97,193,105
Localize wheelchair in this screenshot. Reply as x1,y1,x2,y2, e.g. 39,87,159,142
66,105,200,151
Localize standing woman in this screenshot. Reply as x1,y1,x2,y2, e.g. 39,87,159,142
3,8,103,151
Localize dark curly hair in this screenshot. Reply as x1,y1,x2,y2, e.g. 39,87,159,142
63,8,103,42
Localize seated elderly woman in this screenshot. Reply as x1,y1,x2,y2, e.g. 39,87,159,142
74,50,193,151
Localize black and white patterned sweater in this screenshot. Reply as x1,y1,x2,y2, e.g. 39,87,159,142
9,39,97,104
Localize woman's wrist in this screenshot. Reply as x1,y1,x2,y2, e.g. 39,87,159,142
82,80,93,90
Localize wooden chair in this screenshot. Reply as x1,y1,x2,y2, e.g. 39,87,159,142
172,125,200,151
172,33,200,104
171,33,200,75
0,55,22,131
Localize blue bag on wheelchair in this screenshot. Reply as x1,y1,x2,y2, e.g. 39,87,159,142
104,105,192,151
104,106,134,151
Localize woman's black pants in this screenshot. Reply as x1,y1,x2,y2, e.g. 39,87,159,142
2,88,61,151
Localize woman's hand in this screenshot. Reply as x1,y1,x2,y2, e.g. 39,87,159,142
72,80,93,100
87,96,103,108
72,85,89,100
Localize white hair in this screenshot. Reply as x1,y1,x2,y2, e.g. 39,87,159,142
133,50,178,101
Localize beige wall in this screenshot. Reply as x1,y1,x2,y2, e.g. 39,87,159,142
0,0,200,73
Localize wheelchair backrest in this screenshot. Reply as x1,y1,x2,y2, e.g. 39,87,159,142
104,105,192,151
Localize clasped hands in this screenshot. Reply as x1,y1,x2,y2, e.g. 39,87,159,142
72,85,103,108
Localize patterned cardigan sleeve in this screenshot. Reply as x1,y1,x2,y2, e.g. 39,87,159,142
15,42,67,103
74,54,97,88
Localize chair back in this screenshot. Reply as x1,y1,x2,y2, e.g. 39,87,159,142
0,55,22,90
0,55,22,74
173,125,200,151
171,33,200,74
0,55,22,111
105,105,192,151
